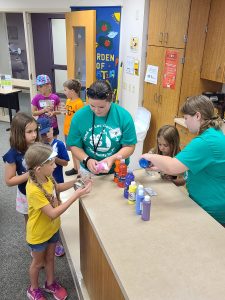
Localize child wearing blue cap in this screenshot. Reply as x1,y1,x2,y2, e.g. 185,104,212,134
38,117,70,257
32,74,61,138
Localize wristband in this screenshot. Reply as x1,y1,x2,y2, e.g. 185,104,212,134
83,156,91,168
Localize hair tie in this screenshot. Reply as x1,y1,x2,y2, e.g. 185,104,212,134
210,116,218,120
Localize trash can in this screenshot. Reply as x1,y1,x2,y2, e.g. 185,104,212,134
129,107,151,170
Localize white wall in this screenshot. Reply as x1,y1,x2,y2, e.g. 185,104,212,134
119,0,149,117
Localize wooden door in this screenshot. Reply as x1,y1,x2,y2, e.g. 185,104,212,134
158,48,184,128
165,0,191,48
201,0,225,83
65,11,96,90
147,0,167,46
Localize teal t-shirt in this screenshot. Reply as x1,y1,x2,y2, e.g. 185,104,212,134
67,103,137,172
176,127,225,224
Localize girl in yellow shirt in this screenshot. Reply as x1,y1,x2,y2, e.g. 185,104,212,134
63,79,84,176
25,142,92,300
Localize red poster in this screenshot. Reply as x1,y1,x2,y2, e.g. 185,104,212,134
162,50,179,89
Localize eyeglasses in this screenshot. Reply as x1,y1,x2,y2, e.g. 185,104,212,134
40,151,57,166
86,88,110,100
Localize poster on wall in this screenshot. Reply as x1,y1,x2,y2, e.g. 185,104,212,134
72,6,121,96
162,50,179,89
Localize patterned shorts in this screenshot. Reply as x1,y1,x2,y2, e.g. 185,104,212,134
16,187,28,215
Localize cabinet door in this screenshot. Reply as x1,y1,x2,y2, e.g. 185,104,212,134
143,46,165,150
165,0,191,48
143,47,183,150
158,48,184,125
148,0,167,46
201,0,225,83
148,0,191,48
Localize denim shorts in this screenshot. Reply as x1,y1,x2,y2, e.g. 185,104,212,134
28,230,59,252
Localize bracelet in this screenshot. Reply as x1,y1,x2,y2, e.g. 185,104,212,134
83,156,92,168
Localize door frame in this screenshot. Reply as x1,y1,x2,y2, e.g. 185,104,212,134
65,10,96,90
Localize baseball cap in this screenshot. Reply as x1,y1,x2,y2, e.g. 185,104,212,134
37,118,51,135
36,74,51,86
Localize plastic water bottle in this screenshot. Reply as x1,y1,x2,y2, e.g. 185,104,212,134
142,195,151,221
118,159,127,188
128,181,137,204
123,170,135,199
139,158,152,168
135,186,145,215
114,159,120,183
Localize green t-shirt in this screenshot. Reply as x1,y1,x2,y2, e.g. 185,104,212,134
67,103,137,172
176,127,225,224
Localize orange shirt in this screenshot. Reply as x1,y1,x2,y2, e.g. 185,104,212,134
63,97,84,135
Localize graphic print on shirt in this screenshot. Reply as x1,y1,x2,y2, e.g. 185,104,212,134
84,124,122,158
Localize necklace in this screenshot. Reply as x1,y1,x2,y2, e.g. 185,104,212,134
91,108,111,155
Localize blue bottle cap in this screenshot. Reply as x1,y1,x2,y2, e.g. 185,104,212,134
139,158,151,168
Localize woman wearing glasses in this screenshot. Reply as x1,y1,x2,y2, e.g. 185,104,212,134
66,80,137,175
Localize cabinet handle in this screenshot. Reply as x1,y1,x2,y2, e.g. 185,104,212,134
159,32,163,43
154,93,158,103
164,32,168,44
158,94,162,104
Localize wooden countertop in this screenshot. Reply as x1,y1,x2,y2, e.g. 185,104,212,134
80,170,225,300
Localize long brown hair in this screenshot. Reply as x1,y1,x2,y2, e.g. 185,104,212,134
25,142,60,207
10,112,39,153
152,125,180,156
181,95,223,134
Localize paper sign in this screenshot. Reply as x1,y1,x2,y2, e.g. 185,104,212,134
0,74,12,90
145,65,158,84
125,57,135,75
162,50,178,89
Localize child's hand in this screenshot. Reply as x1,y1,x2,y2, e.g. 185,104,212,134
75,180,92,197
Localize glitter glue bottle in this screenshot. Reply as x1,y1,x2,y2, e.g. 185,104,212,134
118,159,127,188
114,159,121,183
135,185,144,215
128,181,137,204
96,162,109,172
139,158,152,168
123,170,135,199
142,195,151,221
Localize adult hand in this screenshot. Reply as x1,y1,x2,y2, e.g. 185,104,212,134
86,158,99,174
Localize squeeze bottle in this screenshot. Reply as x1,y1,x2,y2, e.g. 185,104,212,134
128,181,137,204
135,185,144,215
123,170,135,199
114,159,120,183
118,159,127,188
142,195,151,221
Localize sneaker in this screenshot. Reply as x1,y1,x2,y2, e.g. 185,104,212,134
43,281,68,300
65,168,78,176
27,286,46,300
55,241,65,257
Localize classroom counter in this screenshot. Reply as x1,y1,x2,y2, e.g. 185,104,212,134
77,170,225,300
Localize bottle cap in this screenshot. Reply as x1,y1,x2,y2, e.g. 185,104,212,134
144,195,151,202
120,159,125,163
138,184,144,189
130,181,136,185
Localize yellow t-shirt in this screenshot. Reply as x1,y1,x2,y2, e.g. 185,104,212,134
26,177,60,244
63,97,84,135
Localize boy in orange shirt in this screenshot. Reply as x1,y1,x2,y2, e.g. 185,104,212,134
63,79,84,176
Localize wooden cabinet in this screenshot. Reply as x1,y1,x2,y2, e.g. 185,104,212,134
176,123,196,149
201,0,225,83
178,0,222,111
147,0,191,48
143,46,184,151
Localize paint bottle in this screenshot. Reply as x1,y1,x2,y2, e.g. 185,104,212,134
139,158,152,169
128,181,137,204
123,170,135,199
114,159,121,183
118,159,127,188
142,195,151,221
135,185,144,215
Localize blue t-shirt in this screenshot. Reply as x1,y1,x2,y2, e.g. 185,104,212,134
2,148,27,195
67,103,137,172
176,128,225,224
51,139,69,183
